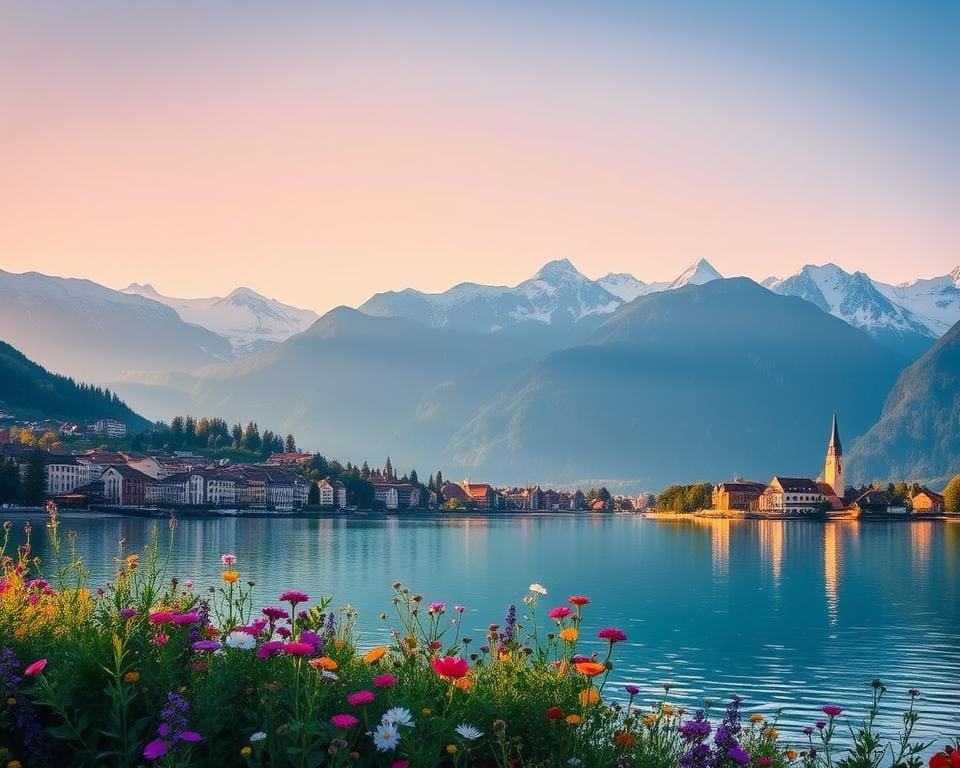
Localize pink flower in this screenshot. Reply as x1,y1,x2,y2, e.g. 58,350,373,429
149,611,177,624
568,595,590,607
220,553,237,566
143,739,168,760
454,605,465,614
279,590,309,605
262,606,289,620
151,633,170,646
373,674,398,688
276,627,292,639
392,762,410,768
330,713,360,729
24,659,47,676
548,606,572,620
598,627,627,643
347,690,375,706
192,640,221,652
172,612,200,625
283,642,315,656
822,705,843,717
257,640,284,660
429,601,446,614
178,730,203,743
624,684,641,696
432,656,469,679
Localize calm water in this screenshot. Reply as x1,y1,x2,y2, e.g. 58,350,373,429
8,512,960,747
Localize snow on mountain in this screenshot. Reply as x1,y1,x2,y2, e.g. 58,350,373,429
871,266,960,337
597,273,669,301
668,258,724,289
123,284,319,355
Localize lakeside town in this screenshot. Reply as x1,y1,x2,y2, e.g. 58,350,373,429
1,413,957,520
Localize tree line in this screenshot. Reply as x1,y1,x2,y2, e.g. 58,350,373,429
0,453,46,506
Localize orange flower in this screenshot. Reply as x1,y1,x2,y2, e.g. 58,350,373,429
579,688,600,706
763,727,780,740
222,571,240,584
363,646,387,664
123,671,140,684
559,627,578,643
308,656,338,671
565,714,583,725
786,749,798,761
661,704,674,715
125,554,139,569
613,731,637,748
642,714,658,727
573,661,605,677
751,713,765,723
454,677,474,691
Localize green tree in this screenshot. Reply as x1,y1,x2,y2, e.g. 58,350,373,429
944,475,960,514
307,482,320,506
0,458,21,503
243,421,261,452
285,434,297,453
22,450,46,505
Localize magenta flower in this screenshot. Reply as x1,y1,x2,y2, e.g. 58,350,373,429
548,606,572,620
262,606,289,620
429,601,446,614
392,762,410,768
24,659,47,676
300,630,322,648
119,608,137,619
624,684,641,696
149,611,177,624
143,739,168,760
373,674,398,688
257,640,284,660
220,553,237,566
276,626,292,639
347,690,375,706
454,605,465,614
283,642,315,656
279,590,309,605
192,640,221,652
330,713,359,729
172,612,200,625
727,745,750,765
571,655,591,664
597,627,627,643
178,730,203,743
822,705,843,717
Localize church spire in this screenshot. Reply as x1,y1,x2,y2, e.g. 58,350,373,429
828,413,842,456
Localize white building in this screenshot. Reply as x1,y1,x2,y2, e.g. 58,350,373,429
44,454,85,495
317,479,335,507
756,477,824,517
91,419,127,438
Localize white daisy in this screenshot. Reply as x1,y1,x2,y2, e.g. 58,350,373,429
225,631,256,650
381,707,415,728
455,724,483,740
321,670,339,682
568,758,583,767
250,731,267,743
372,722,400,752
529,583,547,596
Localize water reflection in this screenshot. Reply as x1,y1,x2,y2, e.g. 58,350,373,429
824,523,840,626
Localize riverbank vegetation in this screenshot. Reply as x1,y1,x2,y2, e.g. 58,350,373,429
0,506,952,768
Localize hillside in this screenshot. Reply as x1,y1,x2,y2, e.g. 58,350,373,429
0,340,150,429
846,318,960,487
447,278,904,486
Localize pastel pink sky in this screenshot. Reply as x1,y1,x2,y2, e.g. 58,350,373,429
1,4,957,312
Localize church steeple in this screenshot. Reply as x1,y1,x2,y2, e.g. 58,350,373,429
824,413,844,497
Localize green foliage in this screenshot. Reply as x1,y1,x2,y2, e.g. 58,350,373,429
656,482,712,513
944,476,960,514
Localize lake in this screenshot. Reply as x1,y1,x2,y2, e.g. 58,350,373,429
7,511,959,747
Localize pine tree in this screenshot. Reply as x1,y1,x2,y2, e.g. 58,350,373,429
285,434,297,452
22,451,46,505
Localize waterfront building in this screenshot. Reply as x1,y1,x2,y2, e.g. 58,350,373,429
43,453,86,496
756,477,825,517
317,479,335,507
712,480,766,511
911,488,945,515
101,465,155,506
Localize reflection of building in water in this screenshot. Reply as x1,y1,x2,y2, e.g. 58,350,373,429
758,520,785,585
711,519,730,581
824,524,840,626
911,521,932,563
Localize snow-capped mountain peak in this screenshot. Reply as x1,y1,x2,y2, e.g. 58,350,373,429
668,258,723,289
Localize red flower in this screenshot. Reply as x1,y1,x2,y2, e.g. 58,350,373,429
568,596,590,606
432,656,470,679
598,627,627,644
546,706,564,720
24,659,47,676
821,705,843,718
283,642,315,656
929,749,960,768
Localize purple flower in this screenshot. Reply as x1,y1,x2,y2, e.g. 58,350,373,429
143,739,169,760
192,640,221,652
177,731,203,743
816,720,827,730
624,684,641,696
119,608,137,619
803,726,814,736
727,745,750,765
500,604,517,645
172,612,200,625
679,717,711,743
429,601,446,614
158,723,172,737
257,640,284,660
299,630,322,650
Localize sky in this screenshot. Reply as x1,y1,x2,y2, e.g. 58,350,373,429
1,2,958,313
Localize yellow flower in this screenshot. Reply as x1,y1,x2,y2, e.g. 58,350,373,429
642,714,658,727
579,688,600,706
123,671,140,684
559,627,578,642
786,749,798,761
454,678,474,691
421,708,432,716
9,760,23,768
565,714,582,725
763,727,780,740
751,713,765,723
334,640,346,649
446,745,458,754
222,571,240,584
5,697,15,706
498,650,511,661
363,646,387,664
125,554,139,569
240,746,252,757
661,704,674,715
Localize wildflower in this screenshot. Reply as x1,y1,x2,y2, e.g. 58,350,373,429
432,656,469,679
529,583,547,595
613,730,636,748
750,713,765,723
573,661,605,677
548,606,571,620
454,677,474,691
23,660,46,677
566,714,583,725
309,656,337,671
803,726,813,735
454,605,465,613
757,759,774,767
579,688,600,706
373,674,398,688
9,762,23,768
124,671,141,683
283,642,315,656
727,745,750,765
429,601,446,614
568,595,590,606
643,714,658,727
624,684,641,696
172,612,200,625
330,714,359,729
821,705,843,717
126,554,139,569
597,627,627,643
120,608,137,619
143,740,168,760
364,646,388,664
392,762,410,768
662,704,674,715
149,611,177,624
150,634,169,646
456,724,483,740
257,640,284,659
382,707,415,727
276,627,291,639
446,745,458,754
815,721,827,730
373,722,400,751
559,628,579,642
250,731,267,742
346,690,375,706
222,571,240,584
192,640,221,652
421,708,432,717
240,746,252,757
262,606,289,620
279,590,309,605
225,632,255,650
220,553,237,566
179,731,203,743
546,707,564,720
786,749,798,761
